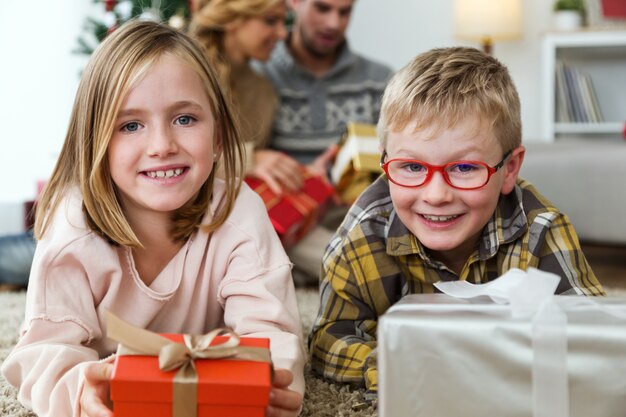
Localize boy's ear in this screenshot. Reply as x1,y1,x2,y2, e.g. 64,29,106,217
500,146,525,195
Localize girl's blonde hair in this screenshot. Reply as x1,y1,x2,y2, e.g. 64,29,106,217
188,0,284,87
378,47,522,153
35,20,244,247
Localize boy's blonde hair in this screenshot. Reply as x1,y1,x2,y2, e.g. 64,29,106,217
378,47,521,153
35,20,244,247
189,0,284,87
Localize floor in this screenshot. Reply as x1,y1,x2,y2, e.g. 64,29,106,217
581,242,626,290
1,243,624,292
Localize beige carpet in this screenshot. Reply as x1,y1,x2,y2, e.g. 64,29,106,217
2,287,626,416
0,288,376,417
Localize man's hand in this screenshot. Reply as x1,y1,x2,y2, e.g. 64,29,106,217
80,362,113,417
266,369,303,417
252,150,304,195
308,144,339,180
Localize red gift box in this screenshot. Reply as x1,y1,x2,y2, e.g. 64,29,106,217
245,171,335,248
110,332,271,417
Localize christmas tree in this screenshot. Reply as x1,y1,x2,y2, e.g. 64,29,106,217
76,0,191,55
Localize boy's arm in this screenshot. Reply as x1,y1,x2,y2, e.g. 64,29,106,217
535,213,605,295
309,242,391,393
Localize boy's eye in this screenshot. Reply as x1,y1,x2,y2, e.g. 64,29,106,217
121,122,140,132
401,162,426,173
449,163,480,173
175,115,195,126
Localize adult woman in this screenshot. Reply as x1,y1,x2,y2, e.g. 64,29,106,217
189,0,302,192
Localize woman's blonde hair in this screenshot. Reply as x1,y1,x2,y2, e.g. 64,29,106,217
188,0,283,86
35,20,244,247
378,47,522,153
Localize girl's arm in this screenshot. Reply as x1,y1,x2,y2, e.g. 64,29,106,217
1,209,114,417
1,319,103,417
216,185,306,396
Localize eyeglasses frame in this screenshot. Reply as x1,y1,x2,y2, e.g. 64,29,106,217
380,150,513,190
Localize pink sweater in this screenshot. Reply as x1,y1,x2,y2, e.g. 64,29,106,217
1,180,305,416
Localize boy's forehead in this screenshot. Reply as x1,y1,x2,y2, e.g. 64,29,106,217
386,116,502,155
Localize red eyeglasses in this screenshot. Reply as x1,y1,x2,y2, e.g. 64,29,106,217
380,150,512,190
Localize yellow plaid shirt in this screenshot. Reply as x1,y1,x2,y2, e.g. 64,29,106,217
309,176,605,393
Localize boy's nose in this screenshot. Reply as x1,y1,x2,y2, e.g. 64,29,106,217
147,127,179,157
420,171,454,205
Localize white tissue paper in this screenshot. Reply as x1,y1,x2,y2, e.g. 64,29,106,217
377,268,626,417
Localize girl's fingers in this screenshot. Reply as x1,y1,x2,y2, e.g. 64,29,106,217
272,368,293,389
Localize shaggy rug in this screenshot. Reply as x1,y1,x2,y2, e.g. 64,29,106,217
2,286,625,416
0,288,376,417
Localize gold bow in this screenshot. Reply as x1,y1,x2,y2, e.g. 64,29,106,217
106,311,271,417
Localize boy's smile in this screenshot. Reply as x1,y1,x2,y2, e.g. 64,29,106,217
385,116,520,271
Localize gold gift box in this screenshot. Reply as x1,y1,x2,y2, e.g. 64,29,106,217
330,122,382,204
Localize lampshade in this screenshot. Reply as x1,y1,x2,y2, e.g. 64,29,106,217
454,0,522,53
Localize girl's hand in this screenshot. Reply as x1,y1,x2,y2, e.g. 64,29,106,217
266,368,303,417
80,362,114,417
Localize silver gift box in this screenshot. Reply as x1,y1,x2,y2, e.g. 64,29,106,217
378,294,626,417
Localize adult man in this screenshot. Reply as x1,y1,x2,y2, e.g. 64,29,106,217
253,0,393,284
253,0,393,191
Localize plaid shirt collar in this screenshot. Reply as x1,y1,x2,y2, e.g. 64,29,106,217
385,185,529,263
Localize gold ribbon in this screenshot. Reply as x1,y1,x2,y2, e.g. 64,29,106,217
251,171,321,216
106,311,272,417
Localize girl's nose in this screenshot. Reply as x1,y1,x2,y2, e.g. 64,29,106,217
147,127,179,157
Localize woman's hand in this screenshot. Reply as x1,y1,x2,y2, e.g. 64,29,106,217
80,362,114,417
252,150,304,195
266,368,303,417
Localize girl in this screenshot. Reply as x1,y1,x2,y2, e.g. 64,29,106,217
189,0,304,194
1,20,304,417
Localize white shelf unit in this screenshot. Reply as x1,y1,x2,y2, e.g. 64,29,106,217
541,30,626,142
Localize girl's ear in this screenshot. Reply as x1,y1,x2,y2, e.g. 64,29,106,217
215,129,224,159
500,146,525,195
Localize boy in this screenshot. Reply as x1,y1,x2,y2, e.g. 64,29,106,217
308,47,605,396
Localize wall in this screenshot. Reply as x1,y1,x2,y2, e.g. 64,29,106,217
0,0,94,232
0,0,554,233
348,0,552,143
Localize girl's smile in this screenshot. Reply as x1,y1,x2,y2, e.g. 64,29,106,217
108,53,217,222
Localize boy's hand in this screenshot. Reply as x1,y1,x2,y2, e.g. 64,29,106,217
80,362,113,417
252,150,304,195
266,368,303,417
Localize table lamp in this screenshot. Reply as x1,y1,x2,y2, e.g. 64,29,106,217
454,0,522,54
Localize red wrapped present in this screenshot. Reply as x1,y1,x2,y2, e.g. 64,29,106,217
107,312,272,417
245,170,335,248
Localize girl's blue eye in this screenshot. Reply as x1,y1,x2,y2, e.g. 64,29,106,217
176,115,195,126
122,122,140,132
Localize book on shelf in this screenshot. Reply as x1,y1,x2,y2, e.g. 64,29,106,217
555,60,604,124
555,61,571,122
582,74,604,123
